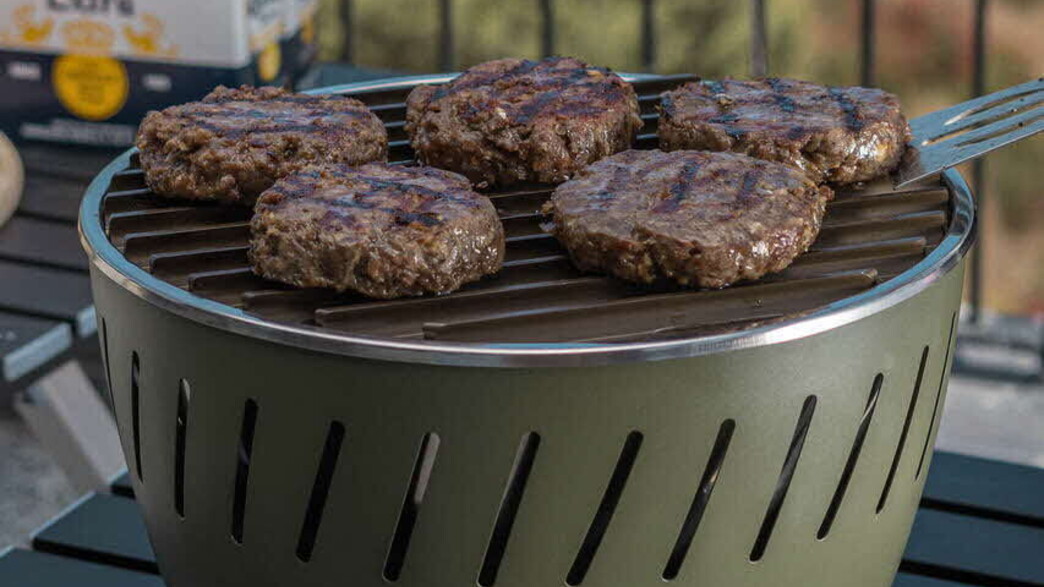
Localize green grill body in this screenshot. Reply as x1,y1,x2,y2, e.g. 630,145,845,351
89,260,963,587
80,75,974,587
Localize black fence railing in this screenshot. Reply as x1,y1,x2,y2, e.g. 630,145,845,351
337,0,993,324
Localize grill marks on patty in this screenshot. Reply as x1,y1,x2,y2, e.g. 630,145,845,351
135,85,388,205
249,164,505,299
273,168,481,229
827,87,866,132
659,77,910,184
544,150,833,288
405,56,642,186
652,160,704,213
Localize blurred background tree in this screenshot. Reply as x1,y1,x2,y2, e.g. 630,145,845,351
317,0,1043,315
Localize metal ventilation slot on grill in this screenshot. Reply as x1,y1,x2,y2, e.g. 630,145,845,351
877,346,930,513
566,431,644,586
917,313,959,479
100,318,115,414
231,399,259,544
663,420,736,581
174,379,190,518
131,351,143,483
749,395,817,562
384,432,441,582
478,432,541,587
296,421,345,562
818,374,884,539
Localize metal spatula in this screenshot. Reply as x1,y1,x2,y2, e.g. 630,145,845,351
896,77,1043,188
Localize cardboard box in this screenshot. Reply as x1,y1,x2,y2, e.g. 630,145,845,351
0,0,315,147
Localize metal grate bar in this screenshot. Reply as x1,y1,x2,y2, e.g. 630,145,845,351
106,207,250,238
122,223,250,265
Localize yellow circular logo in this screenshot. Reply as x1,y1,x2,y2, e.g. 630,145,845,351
52,54,128,121
258,41,281,82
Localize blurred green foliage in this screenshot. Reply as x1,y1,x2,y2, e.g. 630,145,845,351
317,0,1043,313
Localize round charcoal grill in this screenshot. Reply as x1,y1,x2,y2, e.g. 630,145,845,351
80,75,974,587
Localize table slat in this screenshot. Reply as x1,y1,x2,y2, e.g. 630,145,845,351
892,573,974,586
32,494,157,574
18,173,90,224
0,215,88,271
0,311,71,383
0,260,94,336
17,144,121,182
902,508,1044,585
923,452,1044,527
0,549,163,587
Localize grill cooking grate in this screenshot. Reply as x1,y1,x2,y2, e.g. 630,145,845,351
99,76,951,344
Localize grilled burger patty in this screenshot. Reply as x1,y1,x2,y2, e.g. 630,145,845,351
249,163,505,299
137,86,387,205
405,57,642,186
544,150,833,288
659,78,910,184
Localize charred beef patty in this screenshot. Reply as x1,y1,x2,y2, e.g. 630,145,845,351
250,163,504,299
544,150,833,288
659,78,910,184
405,57,642,186
137,85,387,205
